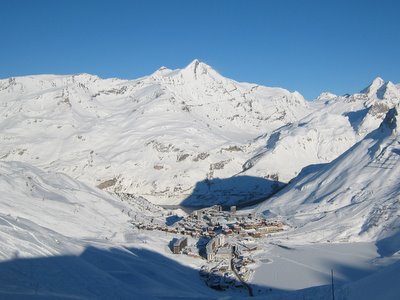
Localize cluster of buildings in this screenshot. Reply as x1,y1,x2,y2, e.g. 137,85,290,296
199,236,256,291
174,205,284,239
131,204,284,240
205,234,230,261
130,203,285,293
200,264,239,291
231,255,254,282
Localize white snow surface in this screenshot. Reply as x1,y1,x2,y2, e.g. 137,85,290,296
256,105,400,246
0,160,223,299
1,160,399,300
0,61,309,205
242,78,400,183
2,61,399,206
0,66,400,298
249,239,400,300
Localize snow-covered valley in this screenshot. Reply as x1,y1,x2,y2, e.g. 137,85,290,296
1,61,400,299
1,159,399,299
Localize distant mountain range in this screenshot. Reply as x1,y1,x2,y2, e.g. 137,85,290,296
1,60,399,206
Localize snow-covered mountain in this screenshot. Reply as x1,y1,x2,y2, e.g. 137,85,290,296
0,160,220,299
242,77,400,183
0,160,145,253
361,77,400,100
0,60,311,205
1,61,399,206
256,105,400,246
1,62,400,299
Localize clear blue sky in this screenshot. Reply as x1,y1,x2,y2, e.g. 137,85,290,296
1,0,399,99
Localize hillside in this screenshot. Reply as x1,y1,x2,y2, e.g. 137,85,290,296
242,77,400,183
1,68,400,298
256,106,400,247
0,160,219,299
1,62,399,206
0,60,309,205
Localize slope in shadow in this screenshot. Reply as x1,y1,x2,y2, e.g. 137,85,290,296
0,245,286,299
343,108,369,132
0,246,221,299
375,231,400,257
181,175,285,208
0,244,392,299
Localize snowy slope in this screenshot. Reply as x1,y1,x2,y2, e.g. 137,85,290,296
242,77,400,183
4,162,398,300
0,161,137,243
0,60,309,205
257,257,400,300
256,106,400,245
337,260,400,300
0,161,221,299
1,62,399,206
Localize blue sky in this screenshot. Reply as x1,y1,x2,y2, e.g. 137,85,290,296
1,0,399,99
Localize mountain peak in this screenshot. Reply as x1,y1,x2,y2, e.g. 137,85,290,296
187,58,200,66
361,77,385,94
360,77,400,100
181,59,220,80
185,59,208,68
184,59,211,71
372,76,385,85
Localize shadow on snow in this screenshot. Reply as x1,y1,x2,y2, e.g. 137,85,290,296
0,244,395,299
180,175,285,208
0,246,264,299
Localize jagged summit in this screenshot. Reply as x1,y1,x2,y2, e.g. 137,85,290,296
186,58,201,67
361,77,400,100
379,81,400,99
184,59,211,70
361,76,385,94
180,59,221,80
